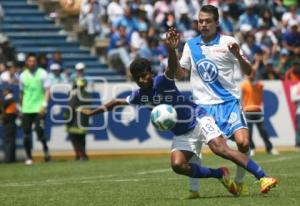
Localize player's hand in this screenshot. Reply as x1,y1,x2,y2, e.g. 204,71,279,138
228,43,241,58
39,107,47,117
165,27,180,49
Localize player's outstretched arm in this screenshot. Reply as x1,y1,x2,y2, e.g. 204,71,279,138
165,27,180,79
80,98,128,116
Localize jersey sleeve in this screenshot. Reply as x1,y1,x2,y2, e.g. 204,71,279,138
154,74,176,90
179,43,192,71
126,90,142,105
41,70,50,89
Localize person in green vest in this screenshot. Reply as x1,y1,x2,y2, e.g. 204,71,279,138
64,77,91,161
19,53,51,165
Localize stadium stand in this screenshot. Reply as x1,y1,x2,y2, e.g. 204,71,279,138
0,0,126,82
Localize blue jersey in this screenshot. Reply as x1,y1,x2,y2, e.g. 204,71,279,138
127,75,202,135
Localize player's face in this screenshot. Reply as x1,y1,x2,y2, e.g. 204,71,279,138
25,56,37,70
198,11,218,40
133,71,153,89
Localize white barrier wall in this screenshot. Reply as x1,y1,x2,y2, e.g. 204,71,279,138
29,81,295,152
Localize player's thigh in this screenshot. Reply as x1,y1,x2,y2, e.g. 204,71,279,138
197,116,223,143
172,126,203,154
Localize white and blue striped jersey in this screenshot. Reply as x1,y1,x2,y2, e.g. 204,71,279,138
180,33,246,105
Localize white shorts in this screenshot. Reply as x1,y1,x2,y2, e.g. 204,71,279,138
171,116,222,156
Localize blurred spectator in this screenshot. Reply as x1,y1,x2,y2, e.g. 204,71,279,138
129,0,142,17
114,6,139,36
153,0,175,28
48,63,68,86
107,25,132,79
176,12,192,33
19,53,51,165
71,62,85,80
107,0,124,25
0,62,19,84
174,0,200,21
47,51,64,71
64,78,91,161
252,49,266,79
234,24,252,44
0,35,16,63
0,3,4,21
238,2,259,31
16,52,26,69
241,32,266,63
161,12,176,32
271,0,286,20
1,87,18,163
261,59,280,80
274,48,292,78
290,81,300,151
281,5,300,29
285,59,300,81
37,53,49,70
241,70,279,156
219,5,234,36
258,7,279,31
130,28,148,59
79,0,103,40
282,20,300,56
255,24,279,56
70,62,92,86
135,9,149,34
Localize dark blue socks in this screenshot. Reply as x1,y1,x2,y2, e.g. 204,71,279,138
190,163,223,178
246,159,266,179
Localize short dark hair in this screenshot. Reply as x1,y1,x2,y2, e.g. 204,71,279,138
200,5,219,22
129,58,152,78
26,53,37,60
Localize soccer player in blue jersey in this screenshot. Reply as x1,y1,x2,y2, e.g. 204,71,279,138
176,5,278,195
82,28,277,196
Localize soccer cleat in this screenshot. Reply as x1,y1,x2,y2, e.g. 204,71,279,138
260,177,278,193
269,148,279,155
181,191,200,200
219,167,238,195
44,153,51,162
236,182,250,196
25,159,33,165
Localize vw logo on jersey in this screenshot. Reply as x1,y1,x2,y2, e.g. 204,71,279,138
196,59,219,82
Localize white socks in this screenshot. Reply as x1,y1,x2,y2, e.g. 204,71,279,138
235,150,250,184
189,154,202,191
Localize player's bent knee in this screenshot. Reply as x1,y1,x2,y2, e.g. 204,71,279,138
171,162,186,175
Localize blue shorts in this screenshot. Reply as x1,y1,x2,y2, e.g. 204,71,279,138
197,99,248,138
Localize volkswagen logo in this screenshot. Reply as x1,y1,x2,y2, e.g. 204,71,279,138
196,59,218,82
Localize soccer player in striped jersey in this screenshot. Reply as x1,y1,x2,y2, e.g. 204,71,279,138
176,5,278,195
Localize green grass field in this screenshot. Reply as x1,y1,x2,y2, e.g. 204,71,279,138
0,152,299,206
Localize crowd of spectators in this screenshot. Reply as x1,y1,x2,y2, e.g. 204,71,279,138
0,0,300,82
71,0,300,81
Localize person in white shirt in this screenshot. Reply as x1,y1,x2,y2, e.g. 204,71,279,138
48,63,68,86
79,0,103,35
0,62,19,84
176,5,254,196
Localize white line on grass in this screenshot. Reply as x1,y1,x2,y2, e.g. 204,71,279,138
0,154,299,188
